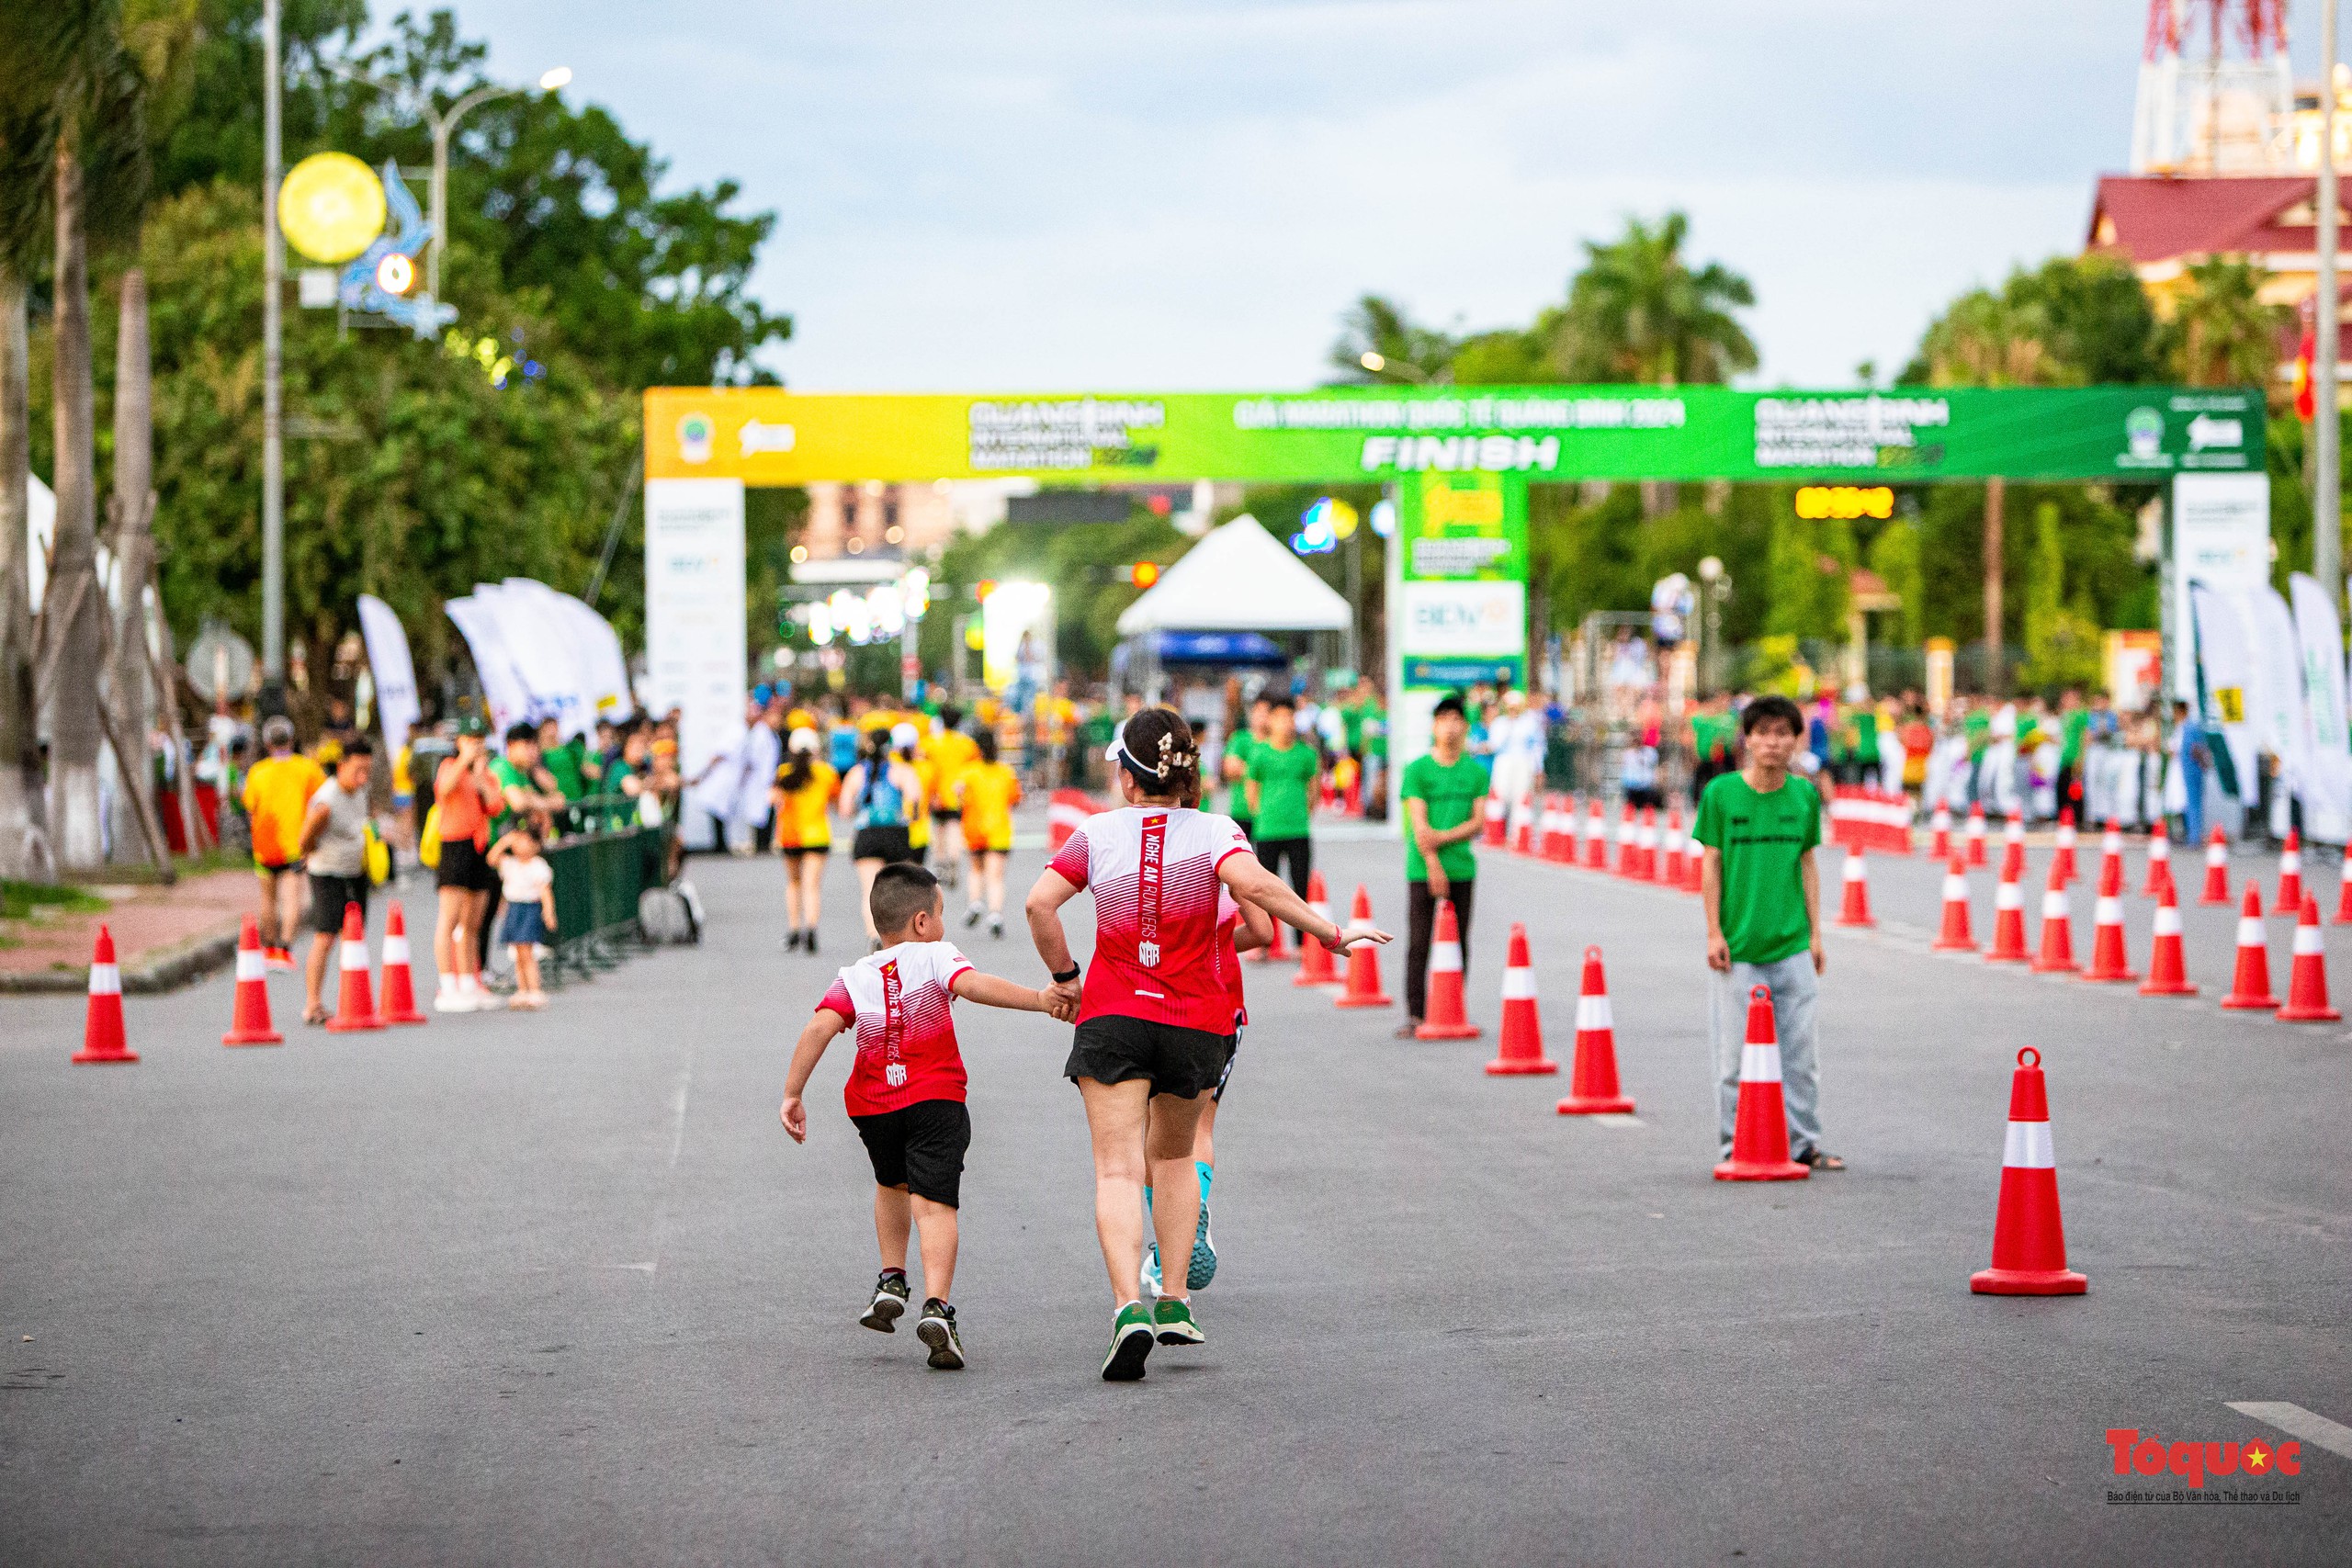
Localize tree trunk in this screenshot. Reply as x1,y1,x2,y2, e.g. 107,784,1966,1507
46,134,107,871
107,266,158,863
1983,476,2007,696
0,262,53,882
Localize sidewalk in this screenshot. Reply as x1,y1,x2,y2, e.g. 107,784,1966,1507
0,867,254,996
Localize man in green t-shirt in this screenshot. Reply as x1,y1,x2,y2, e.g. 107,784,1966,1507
1222,694,1270,838
1245,695,1320,897
1692,693,1840,1171
1398,693,1490,1037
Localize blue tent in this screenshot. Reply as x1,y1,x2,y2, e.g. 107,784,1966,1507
1146,630,1288,667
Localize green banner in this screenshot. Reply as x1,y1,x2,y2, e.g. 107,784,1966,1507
649,385,2265,484
1392,471,1530,694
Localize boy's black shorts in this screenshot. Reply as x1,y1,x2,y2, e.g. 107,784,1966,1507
1065,1015,1236,1100
850,1099,970,1208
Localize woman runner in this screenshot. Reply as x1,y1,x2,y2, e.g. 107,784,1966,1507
1026,707,1390,1381
771,725,838,952
841,728,924,946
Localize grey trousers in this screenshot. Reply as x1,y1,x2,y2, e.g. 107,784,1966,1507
1709,953,1824,1160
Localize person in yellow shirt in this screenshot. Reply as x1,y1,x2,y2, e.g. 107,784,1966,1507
954,728,1022,938
770,728,839,953
241,715,325,969
891,722,934,861
922,705,980,891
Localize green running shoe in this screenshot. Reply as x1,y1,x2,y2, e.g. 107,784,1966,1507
1153,1296,1205,1347
1101,1301,1155,1381
915,1299,965,1370
859,1271,910,1333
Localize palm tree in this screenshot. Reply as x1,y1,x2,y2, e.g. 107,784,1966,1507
2165,255,2291,390
0,62,51,879
1917,288,2053,389
21,1,150,871
1328,294,1457,384
1546,211,1758,387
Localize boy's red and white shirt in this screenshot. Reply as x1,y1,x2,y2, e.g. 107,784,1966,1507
817,940,975,1115
1046,806,1253,1034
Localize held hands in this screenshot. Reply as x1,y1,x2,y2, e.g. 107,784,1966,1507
1043,979,1082,1021
779,1094,808,1143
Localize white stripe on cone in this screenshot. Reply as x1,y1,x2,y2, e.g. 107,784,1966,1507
1501,966,1537,1000
2238,916,2265,946
1996,882,2024,911
340,939,369,970
1942,873,1967,899
1575,993,1612,1031
2095,896,2122,925
1843,853,1866,884
2002,1121,2056,1169
2148,836,2167,862
1430,940,1463,972
2154,905,2182,936
87,962,121,996
1739,1043,1782,1082
235,949,266,982
2295,923,2325,956
2283,850,2302,874
2209,842,2228,867
382,933,411,964
2056,823,2076,848
2041,889,2067,918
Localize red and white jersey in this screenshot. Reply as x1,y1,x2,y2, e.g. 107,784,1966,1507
1046,805,1253,1034
816,940,975,1115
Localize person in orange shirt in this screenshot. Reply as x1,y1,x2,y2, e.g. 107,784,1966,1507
953,728,1022,938
240,715,325,969
923,705,980,891
772,727,839,953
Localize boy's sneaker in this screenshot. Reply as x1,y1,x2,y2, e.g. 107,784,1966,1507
1101,1301,1154,1381
859,1271,910,1333
989,914,1004,939
1139,1241,1164,1300
1186,1199,1218,1292
963,903,984,929
1153,1297,1205,1347
915,1299,965,1370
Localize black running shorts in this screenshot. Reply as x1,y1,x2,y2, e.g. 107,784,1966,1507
1065,1015,1236,1100
851,826,918,864
850,1099,971,1208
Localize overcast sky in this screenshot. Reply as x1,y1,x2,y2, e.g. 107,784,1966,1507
440,1,2251,391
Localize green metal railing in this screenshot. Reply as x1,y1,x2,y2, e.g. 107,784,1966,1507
542,796,673,987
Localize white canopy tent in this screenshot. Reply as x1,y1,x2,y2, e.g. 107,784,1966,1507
1115,513,1351,635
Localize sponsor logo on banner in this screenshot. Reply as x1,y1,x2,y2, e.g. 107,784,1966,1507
677,412,714,464
1400,581,1527,656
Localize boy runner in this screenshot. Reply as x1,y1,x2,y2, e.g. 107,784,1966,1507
1245,695,1319,897
1692,694,1843,1171
1397,694,1490,1037
778,863,1069,1370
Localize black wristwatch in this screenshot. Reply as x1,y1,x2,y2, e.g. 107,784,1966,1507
1051,964,1080,985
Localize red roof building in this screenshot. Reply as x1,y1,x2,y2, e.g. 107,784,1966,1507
2086,173,2352,364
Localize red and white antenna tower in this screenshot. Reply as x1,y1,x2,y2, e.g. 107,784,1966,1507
2133,1,2295,174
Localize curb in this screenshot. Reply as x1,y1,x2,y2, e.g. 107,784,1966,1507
0,922,243,997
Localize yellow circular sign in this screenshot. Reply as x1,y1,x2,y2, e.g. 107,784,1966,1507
278,152,385,264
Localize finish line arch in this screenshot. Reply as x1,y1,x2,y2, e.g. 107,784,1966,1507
639,383,2265,775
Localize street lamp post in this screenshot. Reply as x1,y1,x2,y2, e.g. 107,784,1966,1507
424,68,571,302
260,0,284,697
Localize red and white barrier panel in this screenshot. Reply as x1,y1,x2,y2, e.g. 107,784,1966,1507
1828,786,1915,856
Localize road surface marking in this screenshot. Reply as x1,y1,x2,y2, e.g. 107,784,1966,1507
2227,1401,2352,1461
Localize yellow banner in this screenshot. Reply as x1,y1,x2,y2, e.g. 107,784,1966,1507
644,389,970,482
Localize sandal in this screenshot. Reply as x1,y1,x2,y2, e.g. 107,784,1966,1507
1797,1148,1847,1171
302,1008,331,1027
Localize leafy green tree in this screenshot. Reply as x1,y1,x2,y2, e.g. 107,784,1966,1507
1866,516,1925,647
2019,501,2102,692
1907,254,2162,389
1544,211,1757,386
1328,295,1457,385
1763,511,1848,642
2165,255,2291,389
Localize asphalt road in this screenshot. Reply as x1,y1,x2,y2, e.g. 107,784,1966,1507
3,818,2348,1565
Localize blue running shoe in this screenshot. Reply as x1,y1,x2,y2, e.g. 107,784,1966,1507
1187,1198,1217,1291
1140,1240,1164,1299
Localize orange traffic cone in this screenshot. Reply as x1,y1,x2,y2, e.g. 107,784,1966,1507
323,902,386,1032
1986,855,2029,963
1484,923,1557,1075
2276,828,2304,917
222,915,284,1045
1928,804,1952,862
2139,820,2169,897
1481,793,1507,847
2139,877,2197,997
1540,795,1565,862
1332,886,1393,1009
1294,870,1339,987
1510,793,1535,857
1713,985,1808,1181
1558,795,1583,863
2094,820,2123,901
1662,807,1688,887
1964,803,1987,868
1969,1046,2086,1296
2030,862,2078,975
1932,857,1978,953
1415,899,1481,1040
2199,829,2231,906
2001,811,2026,883
2277,894,2341,1022
73,924,137,1064
1555,945,1633,1113
377,903,427,1025
2219,886,2279,1010
1614,804,1637,877
2080,855,2137,983
1583,800,1607,869
1636,807,1660,882
1249,910,1291,964
2053,807,2079,886
1685,840,1704,894
2335,862,2352,926
1834,846,1874,929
